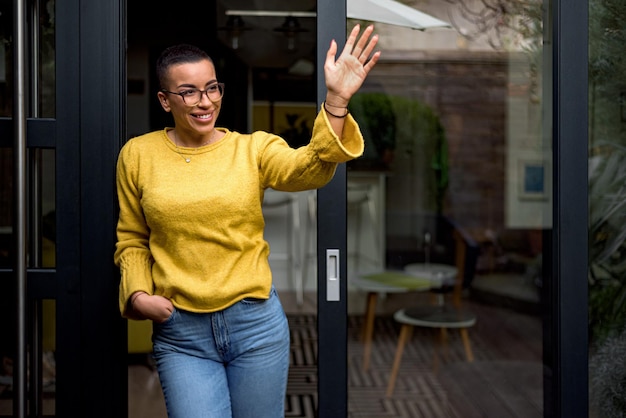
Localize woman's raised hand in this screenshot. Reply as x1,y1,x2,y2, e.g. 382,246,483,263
324,24,381,107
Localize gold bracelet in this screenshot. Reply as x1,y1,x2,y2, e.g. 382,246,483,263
323,101,349,118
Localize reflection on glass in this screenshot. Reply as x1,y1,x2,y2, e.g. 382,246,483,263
41,149,56,268
588,1,626,416
38,0,56,118
0,149,11,268
347,1,547,415
0,0,55,118
0,0,12,117
41,299,56,413
1,0,55,414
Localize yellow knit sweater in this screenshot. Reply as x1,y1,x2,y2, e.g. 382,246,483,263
114,109,364,317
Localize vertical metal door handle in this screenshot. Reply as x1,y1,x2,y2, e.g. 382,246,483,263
326,249,340,301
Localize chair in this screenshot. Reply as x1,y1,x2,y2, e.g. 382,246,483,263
303,181,381,287
386,226,480,397
262,189,303,305
345,182,380,271
353,270,436,372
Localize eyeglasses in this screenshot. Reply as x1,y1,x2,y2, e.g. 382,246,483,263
161,83,225,106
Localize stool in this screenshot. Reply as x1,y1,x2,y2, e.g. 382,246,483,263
386,305,476,397
351,271,433,372
263,189,303,305
346,182,380,271
302,190,317,289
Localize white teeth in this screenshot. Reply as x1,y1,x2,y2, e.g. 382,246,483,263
195,114,210,119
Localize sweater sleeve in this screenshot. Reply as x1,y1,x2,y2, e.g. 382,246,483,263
113,141,155,318
312,105,365,162
258,108,365,191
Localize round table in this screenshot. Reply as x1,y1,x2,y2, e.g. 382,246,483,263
352,264,457,371
403,262,458,287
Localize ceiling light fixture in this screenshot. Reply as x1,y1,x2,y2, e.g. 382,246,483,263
225,10,316,18
219,15,247,50
274,16,308,52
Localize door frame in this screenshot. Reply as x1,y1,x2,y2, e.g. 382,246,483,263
54,0,127,416
4,0,589,416
547,0,589,415
316,1,349,416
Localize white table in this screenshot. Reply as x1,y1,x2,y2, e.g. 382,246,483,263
352,264,457,371
403,262,458,287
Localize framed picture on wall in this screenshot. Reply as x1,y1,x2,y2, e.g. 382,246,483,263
252,101,317,148
519,159,548,200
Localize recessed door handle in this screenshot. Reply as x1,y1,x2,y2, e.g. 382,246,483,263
327,249,340,301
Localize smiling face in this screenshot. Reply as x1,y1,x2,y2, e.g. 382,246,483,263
157,58,222,142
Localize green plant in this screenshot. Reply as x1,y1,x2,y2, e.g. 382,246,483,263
588,0,626,346
349,93,448,214
348,92,397,167
589,144,626,344
589,326,626,417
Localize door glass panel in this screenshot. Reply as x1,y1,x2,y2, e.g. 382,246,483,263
0,0,55,117
38,0,56,118
0,0,14,405
348,2,549,415
588,0,626,415
0,0,57,413
0,151,11,268
0,0,12,117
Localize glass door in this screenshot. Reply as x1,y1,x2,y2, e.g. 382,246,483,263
0,0,60,415
342,1,578,416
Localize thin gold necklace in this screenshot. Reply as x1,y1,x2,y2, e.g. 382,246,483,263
172,130,215,163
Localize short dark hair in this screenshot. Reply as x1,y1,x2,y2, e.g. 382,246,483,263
156,44,214,89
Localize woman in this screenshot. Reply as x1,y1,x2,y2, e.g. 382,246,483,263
114,24,380,418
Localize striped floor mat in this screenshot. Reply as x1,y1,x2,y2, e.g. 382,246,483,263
286,314,498,418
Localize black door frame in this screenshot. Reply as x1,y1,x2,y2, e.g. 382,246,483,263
316,1,348,416
547,0,589,415
54,0,127,416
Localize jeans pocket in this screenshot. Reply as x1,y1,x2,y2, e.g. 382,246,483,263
155,307,178,326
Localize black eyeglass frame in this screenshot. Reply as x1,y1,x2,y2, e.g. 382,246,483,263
161,82,225,106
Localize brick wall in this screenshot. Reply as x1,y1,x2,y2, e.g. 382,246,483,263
360,50,517,241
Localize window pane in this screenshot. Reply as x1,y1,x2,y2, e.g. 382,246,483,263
38,0,56,118
0,0,56,118
348,1,548,415
588,0,626,415
0,0,12,117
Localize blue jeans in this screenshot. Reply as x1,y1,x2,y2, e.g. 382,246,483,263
152,287,290,418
